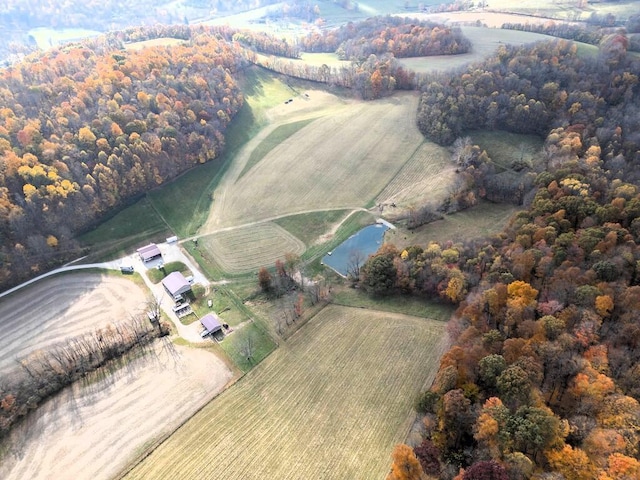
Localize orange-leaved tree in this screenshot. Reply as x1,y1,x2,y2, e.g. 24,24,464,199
387,444,426,480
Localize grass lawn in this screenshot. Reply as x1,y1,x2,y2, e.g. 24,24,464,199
273,209,352,246
145,261,189,284
331,287,453,321
217,321,277,373
124,305,447,480
78,196,171,261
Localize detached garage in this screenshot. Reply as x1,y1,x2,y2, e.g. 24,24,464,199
200,313,223,338
162,271,191,300
137,243,162,263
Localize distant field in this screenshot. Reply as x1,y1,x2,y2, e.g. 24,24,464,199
200,223,305,274
123,37,186,50
398,26,559,73
124,305,447,480
386,200,520,249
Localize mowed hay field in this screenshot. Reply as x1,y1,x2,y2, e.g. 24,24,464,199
125,305,447,480
0,273,147,373
375,140,456,210
211,93,426,227
200,222,305,274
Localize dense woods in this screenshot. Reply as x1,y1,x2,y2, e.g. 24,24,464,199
0,27,245,288
301,16,471,60
379,37,640,479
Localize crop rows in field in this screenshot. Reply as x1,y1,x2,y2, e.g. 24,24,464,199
376,140,457,210
213,94,425,226
0,274,147,374
125,305,447,480
200,222,305,274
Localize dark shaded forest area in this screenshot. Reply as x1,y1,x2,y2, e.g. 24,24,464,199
376,38,640,479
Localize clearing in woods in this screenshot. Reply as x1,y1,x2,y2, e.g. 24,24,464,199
202,92,425,230
124,305,447,480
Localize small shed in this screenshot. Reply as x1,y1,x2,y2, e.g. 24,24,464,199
162,271,191,299
137,243,162,262
200,313,223,337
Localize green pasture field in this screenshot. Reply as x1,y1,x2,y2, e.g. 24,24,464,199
238,117,318,180
386,200,519,249
124,305,447,480
80,67,302,252
331,287,454,320
200,223,306,275
79,196,171,261
272,209,352,245
147,67,315,237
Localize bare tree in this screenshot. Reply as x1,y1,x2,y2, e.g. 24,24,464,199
239,330,256,364
346,249,366,281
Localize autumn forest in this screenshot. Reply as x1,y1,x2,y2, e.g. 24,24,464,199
2,8,640,480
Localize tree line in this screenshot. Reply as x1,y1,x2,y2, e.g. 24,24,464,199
0,316,169,440
380,37,640,479
300,16,471,60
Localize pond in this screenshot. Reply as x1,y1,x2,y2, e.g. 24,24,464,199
321,223,389,277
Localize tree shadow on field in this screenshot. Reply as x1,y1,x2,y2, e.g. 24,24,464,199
77,337,181,401
238,67,267,98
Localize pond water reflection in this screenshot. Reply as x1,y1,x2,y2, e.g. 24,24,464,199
321,223,388,277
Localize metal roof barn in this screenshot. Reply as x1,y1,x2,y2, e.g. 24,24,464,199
162,271,191,297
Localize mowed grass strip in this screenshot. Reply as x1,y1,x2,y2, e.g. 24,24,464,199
238,117,318,181
124,305,446,480
215,93,424,226
200,223,305,274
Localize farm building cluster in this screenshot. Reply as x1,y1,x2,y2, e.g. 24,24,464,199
135,241,228,340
